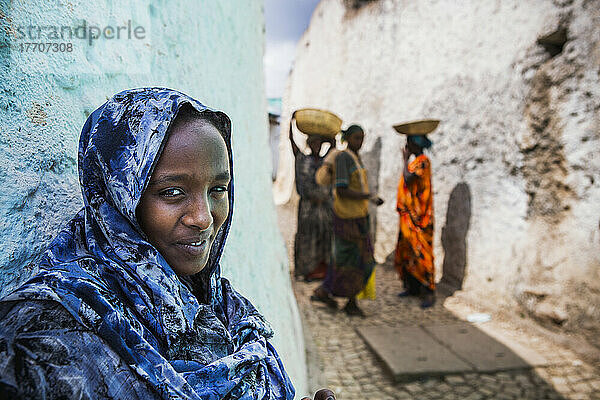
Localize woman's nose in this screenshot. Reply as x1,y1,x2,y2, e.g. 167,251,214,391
182,194,213,230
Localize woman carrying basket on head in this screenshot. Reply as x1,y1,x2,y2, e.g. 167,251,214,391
289,111,336,282
395,131,436,309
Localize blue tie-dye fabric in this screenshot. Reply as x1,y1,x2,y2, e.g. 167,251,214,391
0,88,295,399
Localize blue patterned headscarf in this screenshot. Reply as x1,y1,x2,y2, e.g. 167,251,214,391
0,88,294,399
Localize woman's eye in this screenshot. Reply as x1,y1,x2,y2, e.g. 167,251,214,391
159,188,184,198
210,186,228,197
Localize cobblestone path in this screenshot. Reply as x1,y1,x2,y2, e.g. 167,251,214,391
294,268,600,400
278,202,600,400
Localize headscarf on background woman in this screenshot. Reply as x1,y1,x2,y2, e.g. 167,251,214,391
395,134,435,308
0,88,294,399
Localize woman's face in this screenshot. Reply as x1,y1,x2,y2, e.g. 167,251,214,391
347,130,364,152
136,117,230,276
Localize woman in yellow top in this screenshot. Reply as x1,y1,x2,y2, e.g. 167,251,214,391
395,135,435,308
312,125,383,316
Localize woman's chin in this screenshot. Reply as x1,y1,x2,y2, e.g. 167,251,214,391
171,258,209,277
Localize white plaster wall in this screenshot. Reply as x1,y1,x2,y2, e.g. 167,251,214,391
278,0,600,332
0,1,307,396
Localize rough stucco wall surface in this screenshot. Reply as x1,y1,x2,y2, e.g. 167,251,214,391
278,0,600,341
0,1,307,395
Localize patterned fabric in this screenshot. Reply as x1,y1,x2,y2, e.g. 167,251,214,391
394,154,435,290
333,151,369,219
0,300,159,399
0,88,294,400
323,214,375,298
324,150,374,298
293,153,332,278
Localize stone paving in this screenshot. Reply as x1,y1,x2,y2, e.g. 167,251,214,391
294,268,600,400
277,201,600,400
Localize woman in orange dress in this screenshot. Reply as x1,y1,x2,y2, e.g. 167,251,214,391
395,135,435,308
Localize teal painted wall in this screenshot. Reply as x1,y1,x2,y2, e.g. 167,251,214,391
0,0,307,396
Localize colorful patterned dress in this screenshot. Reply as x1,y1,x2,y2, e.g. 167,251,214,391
395,154,435,291
294,153,333,279
323,150,375,298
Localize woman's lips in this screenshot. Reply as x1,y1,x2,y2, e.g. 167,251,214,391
174,239,208,257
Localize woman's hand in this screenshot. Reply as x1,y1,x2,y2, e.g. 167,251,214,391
301,388,336,400
370,196,384,206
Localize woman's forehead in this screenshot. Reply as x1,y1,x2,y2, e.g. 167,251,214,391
169,118,226,147
157,120,229,171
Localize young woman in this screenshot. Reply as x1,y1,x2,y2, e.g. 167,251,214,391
0,88,297,399
312,125,383,317
395,135,435,308
289,113,335,282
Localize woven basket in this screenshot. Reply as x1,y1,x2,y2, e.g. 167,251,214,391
294,108,342,138
393,119,440,135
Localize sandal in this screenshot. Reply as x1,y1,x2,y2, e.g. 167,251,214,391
342,302,366,318
310,291,338,309
420,294,436,309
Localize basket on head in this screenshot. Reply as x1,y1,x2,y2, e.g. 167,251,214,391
393,119,440,135
294,108,342,139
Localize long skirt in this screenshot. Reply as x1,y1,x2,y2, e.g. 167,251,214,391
323,214,374,298
294,198,333,278
394,221,435,291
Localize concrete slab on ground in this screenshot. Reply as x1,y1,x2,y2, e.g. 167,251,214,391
424,323,549,372
357,322,551,382
356,326,474,382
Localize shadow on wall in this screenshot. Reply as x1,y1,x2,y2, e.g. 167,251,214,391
439,182,472,295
